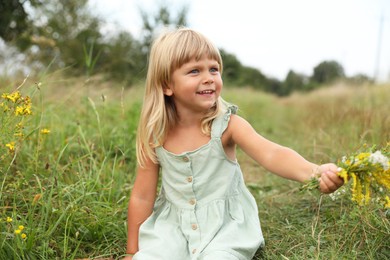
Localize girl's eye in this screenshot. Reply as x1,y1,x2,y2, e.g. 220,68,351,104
210,67,219,73
189,69,199,74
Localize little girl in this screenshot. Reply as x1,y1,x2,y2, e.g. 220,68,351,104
124,27,343,260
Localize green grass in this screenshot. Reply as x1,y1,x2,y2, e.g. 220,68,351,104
1,75,389,259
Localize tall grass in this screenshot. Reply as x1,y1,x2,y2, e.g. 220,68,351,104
1,75,140,259
1,76,389,259
226,84,390,259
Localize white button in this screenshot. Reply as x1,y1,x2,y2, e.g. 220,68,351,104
187,176,193,183
191,224,198,230
192,249,197,254
182,157,189,162
189,198,196,205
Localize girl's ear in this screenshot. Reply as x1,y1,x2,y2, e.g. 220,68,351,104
163,85,173,96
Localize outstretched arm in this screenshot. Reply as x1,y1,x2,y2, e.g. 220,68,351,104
228,115,343,193
125,156,159,257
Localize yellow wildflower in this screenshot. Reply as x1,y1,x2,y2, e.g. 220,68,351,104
373,172,390,190
363,178,370,205
40,128,51,134
1,102,10,112
15,104,32,116
14,229,21,234
2,91,21,103
344,159,351,166
24,105,32,115
5,142,15,152
357,152,370,161
385,196,390,208
15,106,23,115
21,233,27,239
6,217,13,222
23,96,32,105
14,132,24,137
338,168,349,183
18,225,24,230
351,173,364,205
337,146,389,207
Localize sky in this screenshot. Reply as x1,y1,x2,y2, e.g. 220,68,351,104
88,0,390,82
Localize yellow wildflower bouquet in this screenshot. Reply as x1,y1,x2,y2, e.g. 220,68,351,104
302,144,390,208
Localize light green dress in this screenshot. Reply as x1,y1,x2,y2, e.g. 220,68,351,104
134,106,264,260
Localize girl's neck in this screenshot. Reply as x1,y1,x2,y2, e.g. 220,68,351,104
176,118,201,128
175,110,204,127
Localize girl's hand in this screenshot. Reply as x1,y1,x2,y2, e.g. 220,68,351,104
317,163,344,194
122,255,133,260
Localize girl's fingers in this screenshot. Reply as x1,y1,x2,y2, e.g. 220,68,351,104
319,170,344,193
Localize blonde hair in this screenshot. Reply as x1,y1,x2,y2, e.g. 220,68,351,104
136,27,227,166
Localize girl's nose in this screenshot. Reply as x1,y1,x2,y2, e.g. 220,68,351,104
204,75,214,84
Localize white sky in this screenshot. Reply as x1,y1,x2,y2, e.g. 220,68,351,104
89,0,390,82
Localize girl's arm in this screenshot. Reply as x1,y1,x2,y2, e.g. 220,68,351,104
228,115,343,193
126,156,159,256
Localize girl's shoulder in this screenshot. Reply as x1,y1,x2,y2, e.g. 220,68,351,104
224,114,257,143
221,114,248,145
227,114,249,131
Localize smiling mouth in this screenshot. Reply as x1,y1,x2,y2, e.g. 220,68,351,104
196,90,215,95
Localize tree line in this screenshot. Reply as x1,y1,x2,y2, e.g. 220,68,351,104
0,0,373,96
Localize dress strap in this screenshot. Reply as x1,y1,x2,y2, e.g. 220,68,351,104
211,105,238,138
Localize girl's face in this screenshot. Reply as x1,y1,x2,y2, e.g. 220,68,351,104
165,55,222,115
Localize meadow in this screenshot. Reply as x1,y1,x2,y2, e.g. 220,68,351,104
0,74,389,260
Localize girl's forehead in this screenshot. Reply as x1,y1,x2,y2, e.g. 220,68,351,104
182,57,219,66
174,54,220,70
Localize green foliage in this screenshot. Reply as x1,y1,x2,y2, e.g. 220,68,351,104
220,49,242,83
221,51,352,97
83,40,101,77
0,0,28,42
99,31,144,84
311,60,345,84
239,66,269,90
29,0,103,73
0,1,192,85
282,70,307,95
347,73,375,85
221,49,269,91
263,78,284,96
